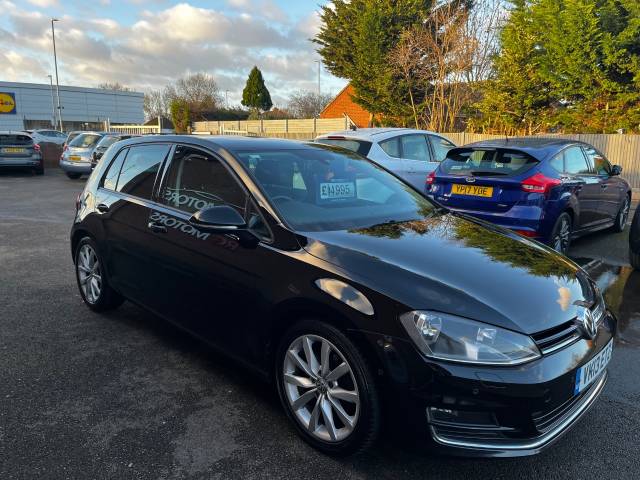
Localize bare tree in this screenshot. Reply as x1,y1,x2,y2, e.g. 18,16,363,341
97,82,132,91
287,91,334,118
143,89,170,120
173,73,223,120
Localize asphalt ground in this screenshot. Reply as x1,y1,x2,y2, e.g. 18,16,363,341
1,169,639,479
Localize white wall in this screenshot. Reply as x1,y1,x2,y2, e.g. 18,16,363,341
0,81,144,131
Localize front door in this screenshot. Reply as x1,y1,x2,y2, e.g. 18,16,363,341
583,146,623,222
150,144,270,359
399,134,439,191
560,146,604,229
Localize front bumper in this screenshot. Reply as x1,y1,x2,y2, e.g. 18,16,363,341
60,159,93,174
371,311,616,457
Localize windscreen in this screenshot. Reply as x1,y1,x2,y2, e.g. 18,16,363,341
235,145,438,232
441,148,538,176
69,134,102,148
97,136,120,149
316,138,372,156
0,134,33,146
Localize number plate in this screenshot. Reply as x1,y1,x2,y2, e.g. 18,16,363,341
574,340,613,395
451,184,494,197
69,155,82,162
319,181,356,200
2,147,25,154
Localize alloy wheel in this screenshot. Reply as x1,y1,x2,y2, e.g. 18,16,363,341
77,244,102,304
554,216,571,254
619,198,630,230
282,334,360,443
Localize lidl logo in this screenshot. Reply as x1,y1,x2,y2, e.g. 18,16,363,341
0,93,16,114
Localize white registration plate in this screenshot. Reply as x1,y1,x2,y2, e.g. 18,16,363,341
574,340,612,395
319,181,355,200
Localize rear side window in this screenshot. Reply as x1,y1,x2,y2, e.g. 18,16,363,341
0,134,32,146
583,147,611,175
441,148,537,176
160,145,247,215
116,144,170,199
316,138,372,157
563,147,590,175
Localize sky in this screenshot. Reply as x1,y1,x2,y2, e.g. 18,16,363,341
0,0,346,107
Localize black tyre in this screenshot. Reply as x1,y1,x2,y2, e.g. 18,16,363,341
74,237,124,312
34,165,44,175
276,319,380,456
550,212,572,255
612,196,631,233
630,208,640,270
66,172,82,179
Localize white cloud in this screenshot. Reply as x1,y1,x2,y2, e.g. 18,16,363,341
26,0,58,6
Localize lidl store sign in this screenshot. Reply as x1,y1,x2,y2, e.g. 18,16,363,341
0,92,16,114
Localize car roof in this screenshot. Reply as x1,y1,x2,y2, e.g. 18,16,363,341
0,131,33,135
457,137,587,161
317,128,440,142
123,134,319,151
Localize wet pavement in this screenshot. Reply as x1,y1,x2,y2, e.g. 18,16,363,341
1,170,639,479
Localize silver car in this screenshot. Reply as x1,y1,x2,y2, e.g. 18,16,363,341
316,128,456,191
59,132,105,179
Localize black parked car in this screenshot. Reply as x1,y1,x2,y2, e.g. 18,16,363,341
631,207,640,270
71,136,615,456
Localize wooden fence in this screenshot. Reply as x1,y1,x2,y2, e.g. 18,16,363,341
443,133,640,191
192,117,350,137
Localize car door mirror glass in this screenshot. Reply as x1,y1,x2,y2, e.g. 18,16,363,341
611,165,622,176
189,205,247,231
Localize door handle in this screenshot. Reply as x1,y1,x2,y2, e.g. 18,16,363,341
96,203,110,213
147,221,167,233
601,184,608,189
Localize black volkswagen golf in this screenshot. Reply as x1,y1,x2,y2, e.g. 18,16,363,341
71,136,615,457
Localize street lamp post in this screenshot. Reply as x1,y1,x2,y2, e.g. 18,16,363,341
225,90,229,108
47,74,56,128
51,18,64,131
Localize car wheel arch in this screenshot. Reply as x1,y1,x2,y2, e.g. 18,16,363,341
266,298,384,383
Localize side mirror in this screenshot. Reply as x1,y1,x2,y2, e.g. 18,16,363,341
611,165,622,176
189,205,246,232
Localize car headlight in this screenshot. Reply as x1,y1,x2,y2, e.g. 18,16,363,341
399,311,541,366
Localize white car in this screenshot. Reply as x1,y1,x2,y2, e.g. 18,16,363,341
316,128,456,192
23,129,67,146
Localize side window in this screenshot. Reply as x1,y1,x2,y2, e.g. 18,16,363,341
160,145,247,215
102,148,129,191
563,147,590,175
379,137,400,158
584,147,611,176
549,153,563,173
400,135,431,162
116,144,169,199
429,135,455,162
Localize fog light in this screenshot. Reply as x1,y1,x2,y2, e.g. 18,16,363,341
427,407,498,427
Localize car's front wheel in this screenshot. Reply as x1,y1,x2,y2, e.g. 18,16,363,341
276,320,380,456
74,237,124,311
551,212,572,255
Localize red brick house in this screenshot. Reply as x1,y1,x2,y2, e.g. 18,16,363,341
319,84,373,128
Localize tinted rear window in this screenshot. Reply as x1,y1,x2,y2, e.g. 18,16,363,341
69,134,102,148
316,138,372,156
441,148,538,176
0,134,33,146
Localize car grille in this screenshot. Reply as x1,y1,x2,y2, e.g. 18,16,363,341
532,299,606,355
532,373,602,434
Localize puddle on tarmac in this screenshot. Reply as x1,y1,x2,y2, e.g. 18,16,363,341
583,262,640,348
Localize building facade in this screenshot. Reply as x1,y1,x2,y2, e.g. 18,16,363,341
0,81,144,131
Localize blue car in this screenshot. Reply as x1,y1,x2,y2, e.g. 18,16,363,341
427,138,632,254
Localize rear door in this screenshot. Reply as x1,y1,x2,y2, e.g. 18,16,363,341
582,146,622,221
398,134,440,190
560,146,604,228
427,134,456,162
95,143,172,306
432,148,537,213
